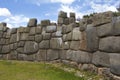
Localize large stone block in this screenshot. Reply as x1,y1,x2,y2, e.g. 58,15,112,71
24,41,38,54
110,53,120,76
28,36,34,41
92,11,113,27
16,48,24,53
29,27,36,35
42,33,51,40
17,54,27,60
47,49,59,61
62,23,74,34
0,22,7,31
80,25,99,52
58,17,64,26
112,17,120,35
46,25,57,33
66,50,92,63
72,28,81,41
65,32,72,41
25,54,36,61
41,20,50,27
18,27,30,33
70,12,75,18
99,37,120,53
70,41,80,50
39,40,50,49
27,18,37,27
69,17,75,23
62,42,70,50
97,23,113,37
60,50,67,60
20,33,29,41
1,45,10,53
92,51,110,67
11,28,17,34
35,34,42,43
0,39,6,45
8,51,18,60
52,31,62,38
17,41,25,47
36,50,47,61
58,11,67,18
50,38,62,49
36,27,42,34
10,34,17,43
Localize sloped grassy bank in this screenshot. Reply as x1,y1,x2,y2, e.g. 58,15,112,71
0,60,104,80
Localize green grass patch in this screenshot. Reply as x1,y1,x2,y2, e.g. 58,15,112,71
0,60,104,80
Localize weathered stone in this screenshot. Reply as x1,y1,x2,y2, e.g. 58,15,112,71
10,44,14,50
92,51,110,67
80,25,99,52
29,27,36,35
112,17,120,35
35,34,42,43
11,28,17,34
36,50,47,61
99,37,120,53
3,32,6,38
0,22,7,31
0,32,3,38
18,27,30,33
92,11,113,26
70,12,75,18
39,40,50,49
65,32,72,41
50,38,62,49
47,49,59,60
25,54,36,61
58,17,64,25
27,18,37,27
20,33,29,41
110,53,120,76
17,54,27,60
63,23,73,34
60,50,67,60
16,48,24,53
24,41,38,54
5,39,9,45
0,39,6,45
17,41,25,47
64,18,69,25
28,36,34,41
70,41,80,50
69,17,75,23
66,50,92,63
62,34,66,42
10,34,17,43
97,23,113,37
46,25,57,33
62,42,70,50
72,28,81,40
13,43,17,49
52,31,62,38
58,11,67,18
41,20,50,27
8,51,18,60
1,45,10,53
42,33,51,40
36,27,42,34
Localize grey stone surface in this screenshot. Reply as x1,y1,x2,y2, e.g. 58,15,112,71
41,20,50,27
60,50,67,60
10,34,17,43
17,41,25,47
58,11,67,18
69,17,75,23
50,38,62,49
28,36,34,41
58,17,64,25
20,33,29,41
65,32,72,41
99,37,120,53
70,41,80,50
17,54,27,60
39,40,50,49
25,54,36,61
29,27,36,35
47,49,59,60
97,23,113,37
36,50,47,61
24,41,38,54
0,39,6,45
8,51,18,60
92,51,110,67
11,28,17,34
36,27,42,34
62,42,70,50
1,45,10,53
46,25,57,33
70,12,75,18
72,28,81,41
42,33,51,40
18,27,30,33
35,34,42,43
52,31,62,37
110,53,120,76
27,18,37,27
16,48,24,53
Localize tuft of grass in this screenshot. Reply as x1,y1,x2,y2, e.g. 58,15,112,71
0,60,104,80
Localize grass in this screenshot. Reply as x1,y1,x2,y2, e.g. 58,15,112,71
0,60,104,80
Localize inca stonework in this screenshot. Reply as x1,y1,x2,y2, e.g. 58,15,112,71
0,11,120,79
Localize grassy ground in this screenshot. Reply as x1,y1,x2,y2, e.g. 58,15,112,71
0,60,104,80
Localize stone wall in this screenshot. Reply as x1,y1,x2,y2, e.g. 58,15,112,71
0,11,120,79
